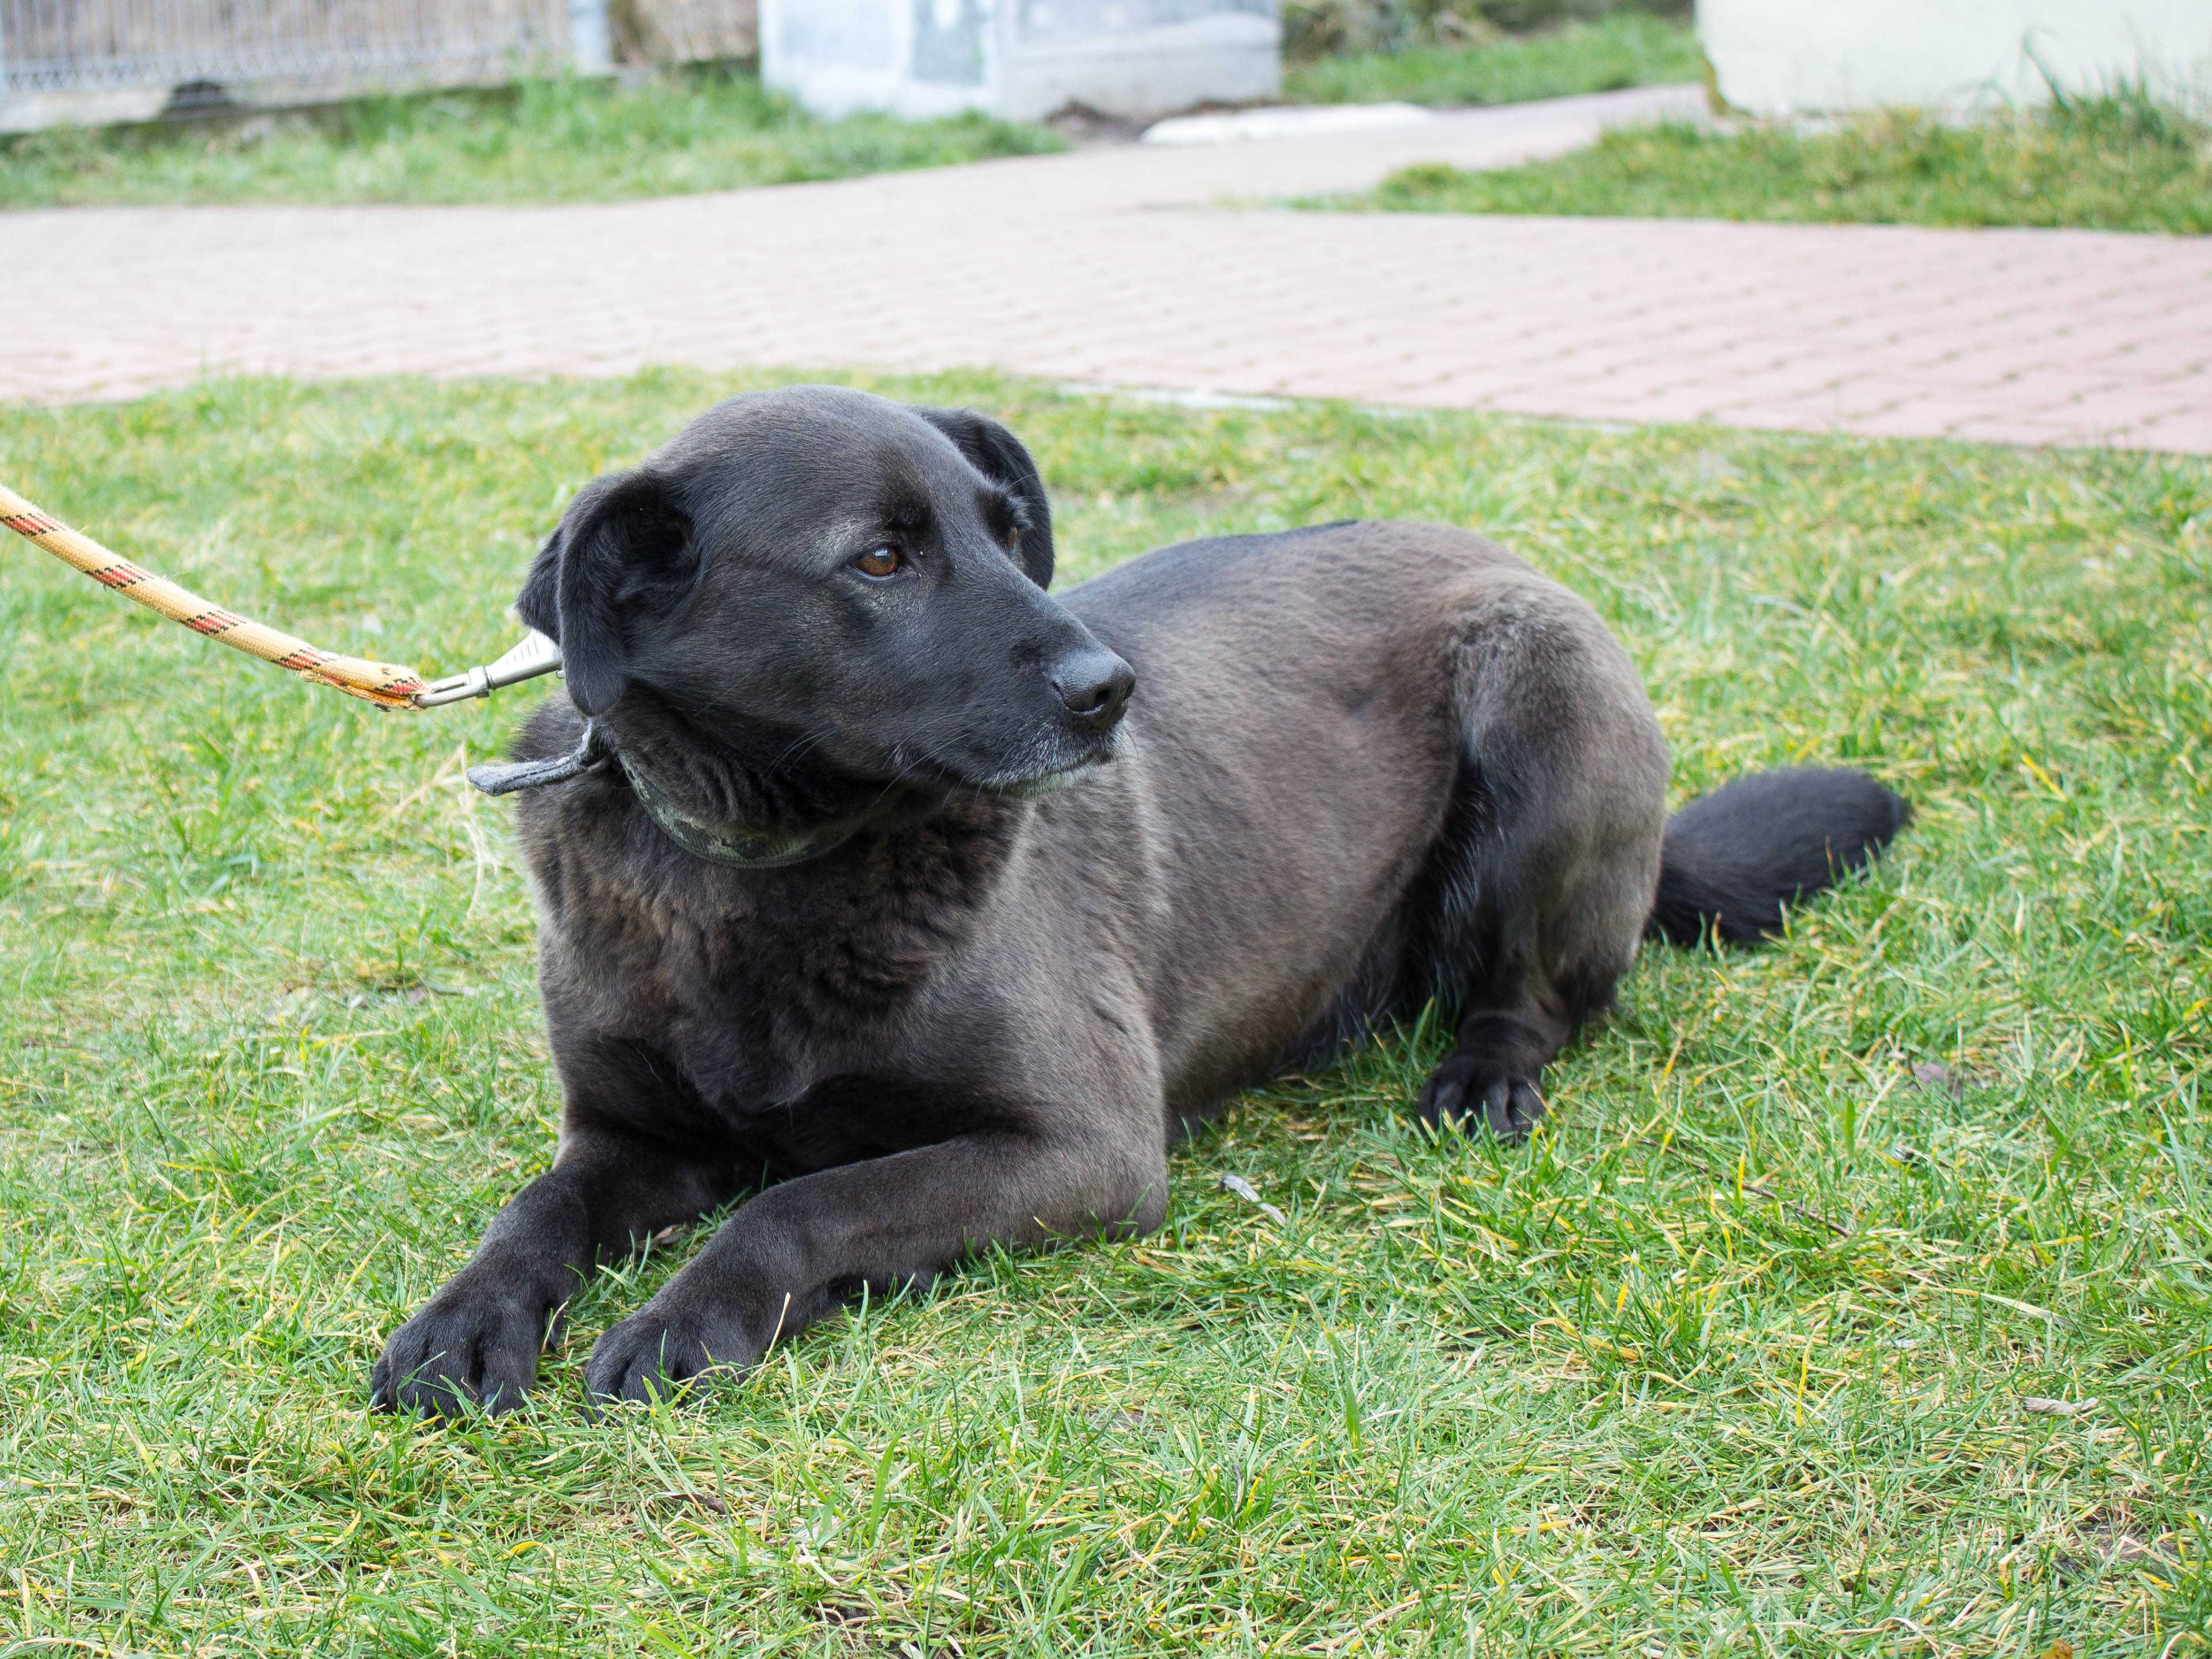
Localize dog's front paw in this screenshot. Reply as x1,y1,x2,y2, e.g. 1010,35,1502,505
585,1301,760,1407
1418,1053,1547,1142
371,1278,559,1417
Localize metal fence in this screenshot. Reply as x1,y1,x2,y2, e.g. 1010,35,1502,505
0,0,761,130
0,0,596,102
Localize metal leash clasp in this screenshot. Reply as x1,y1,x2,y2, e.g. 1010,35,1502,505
414,629,564,707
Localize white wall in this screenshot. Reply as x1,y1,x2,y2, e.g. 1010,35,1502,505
1698,0,2212,117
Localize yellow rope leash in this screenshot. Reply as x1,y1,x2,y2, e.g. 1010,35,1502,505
1,481,560,710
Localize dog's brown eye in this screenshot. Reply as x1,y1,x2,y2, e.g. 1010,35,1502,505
852,547,901,578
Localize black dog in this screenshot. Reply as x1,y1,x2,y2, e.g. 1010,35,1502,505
372,386,1905,1414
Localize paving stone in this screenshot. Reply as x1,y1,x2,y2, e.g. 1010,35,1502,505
0,84,2205,452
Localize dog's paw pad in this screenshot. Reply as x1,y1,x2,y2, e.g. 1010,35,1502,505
1417,1054,1546,1142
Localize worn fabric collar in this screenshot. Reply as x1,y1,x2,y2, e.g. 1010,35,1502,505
465,722,613,797
465,722,861,870
608,748,863,869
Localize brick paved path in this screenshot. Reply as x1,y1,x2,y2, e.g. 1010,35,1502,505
5,85,2207,452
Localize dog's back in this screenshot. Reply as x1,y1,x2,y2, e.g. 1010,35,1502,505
1045,519,1652,1113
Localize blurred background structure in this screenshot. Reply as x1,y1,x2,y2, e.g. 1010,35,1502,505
761,0,1282,123
1701,0,2212,117
0,0,2202,450
0,0,1703,132
0,0,761,131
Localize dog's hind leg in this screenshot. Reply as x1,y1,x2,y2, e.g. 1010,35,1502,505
1408,579,1669,1140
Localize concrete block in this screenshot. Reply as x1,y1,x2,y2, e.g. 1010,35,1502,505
761,0,1281,123
1698,0,2212,117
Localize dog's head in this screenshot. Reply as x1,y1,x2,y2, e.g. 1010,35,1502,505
516,387,1133,805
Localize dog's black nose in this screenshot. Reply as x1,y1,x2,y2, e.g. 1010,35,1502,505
1052,649,1136,731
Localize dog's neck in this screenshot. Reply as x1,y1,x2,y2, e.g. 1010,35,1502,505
471,703,946,871
608,741,868,869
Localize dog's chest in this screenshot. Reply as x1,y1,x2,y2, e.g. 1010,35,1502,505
611,934,985,1175
536,815,1014,1166
561,896,929,1080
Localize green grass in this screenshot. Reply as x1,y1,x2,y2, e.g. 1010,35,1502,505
1283,13,1703,106
1331,91,2212,233
0,71,1063,209
2,368,2209,1655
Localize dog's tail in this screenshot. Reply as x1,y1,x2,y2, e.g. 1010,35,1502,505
1646,767,1909,947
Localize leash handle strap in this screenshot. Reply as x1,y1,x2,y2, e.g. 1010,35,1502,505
2,480,429,708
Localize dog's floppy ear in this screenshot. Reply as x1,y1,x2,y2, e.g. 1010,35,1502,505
910,406,1055,589
515,469,695,717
